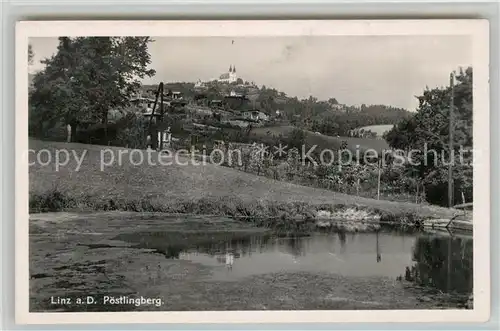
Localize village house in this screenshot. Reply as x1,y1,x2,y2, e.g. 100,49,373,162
225,119,251,128
130,97,158,113
330,103,347,112
165,91,188,107
229,90,244,97
194,80,207,89
241,110,269,122
190,106,213,116
162,90,184,101
209,100,224,109
223,93,249,111
142,111,161,124
170,91,183,100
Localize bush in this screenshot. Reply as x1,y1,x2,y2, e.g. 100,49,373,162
289,128,306,150
114,113,149,149
30,187,78,212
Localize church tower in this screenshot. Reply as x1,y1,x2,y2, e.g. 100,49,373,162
228,64,237,83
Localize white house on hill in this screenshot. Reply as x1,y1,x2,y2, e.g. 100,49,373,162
330,103,347,112
242,110,269,122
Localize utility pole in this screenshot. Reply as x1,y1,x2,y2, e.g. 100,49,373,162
448,72,455,208
148,82,164,150
159,84,165,150
377,156,382,201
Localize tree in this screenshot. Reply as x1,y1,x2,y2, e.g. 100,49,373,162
29,37,156,141
385,67,473,206
383,117,417,149
289,127,306,151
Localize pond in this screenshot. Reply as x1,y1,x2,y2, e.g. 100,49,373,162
116,230,473,295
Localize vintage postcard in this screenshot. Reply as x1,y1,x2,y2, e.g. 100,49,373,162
16,20,490,324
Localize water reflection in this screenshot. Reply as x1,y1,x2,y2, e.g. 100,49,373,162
116,229,472,294
376,231,381,263
175,232,422,281
338,231,346,254
403,233,473,294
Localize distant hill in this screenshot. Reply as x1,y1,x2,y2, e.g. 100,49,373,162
352,124,395,138
311,105,411,137
140,81,412,136
250,125,390,154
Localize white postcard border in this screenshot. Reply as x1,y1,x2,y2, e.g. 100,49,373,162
15,19,490,324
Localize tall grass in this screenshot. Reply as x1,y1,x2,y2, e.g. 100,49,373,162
29,188,426,233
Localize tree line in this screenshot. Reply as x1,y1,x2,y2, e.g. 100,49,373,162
384,67,473,206
29,37,155,140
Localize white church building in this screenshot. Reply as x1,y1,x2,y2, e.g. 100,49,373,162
196,65,239,87
214,65,238,83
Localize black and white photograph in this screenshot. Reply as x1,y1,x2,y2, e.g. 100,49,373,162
16,20,490,324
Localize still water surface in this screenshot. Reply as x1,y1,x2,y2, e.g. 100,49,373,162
179,233,412,280
120,230,473,295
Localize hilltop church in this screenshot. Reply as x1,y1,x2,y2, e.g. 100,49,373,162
195,65,240,88
216,65,238,83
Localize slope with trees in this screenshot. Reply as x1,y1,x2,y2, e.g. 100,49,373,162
384,68,473,207
29,37,156,142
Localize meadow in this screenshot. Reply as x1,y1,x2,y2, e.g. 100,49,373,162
29,139,455,223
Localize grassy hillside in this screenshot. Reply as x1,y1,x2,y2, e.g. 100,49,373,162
250,125,390,153
29,139,454,220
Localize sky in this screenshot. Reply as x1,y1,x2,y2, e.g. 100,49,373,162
29,35,471,111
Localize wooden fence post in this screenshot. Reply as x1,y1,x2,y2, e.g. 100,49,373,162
66,124,72,143
416,182,420,204
377,158,382,200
